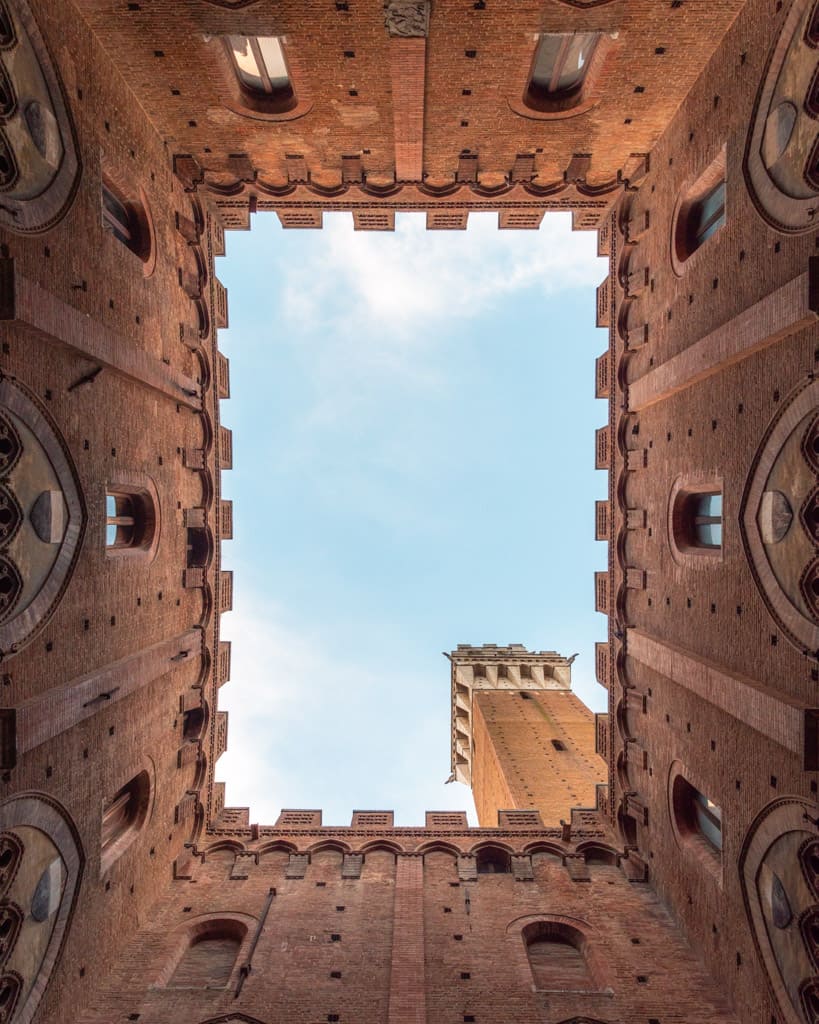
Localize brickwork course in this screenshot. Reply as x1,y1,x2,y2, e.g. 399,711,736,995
0,0,817,1021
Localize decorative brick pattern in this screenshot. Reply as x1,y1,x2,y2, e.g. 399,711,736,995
351,810,395,828
595,572,609,614
216,351,230,399
595,426,610,469
218,571,233,613
220,500,233,540
595,352,610,399
218,426,233,470
595,500,609,541
353,210,395,231
595,642,609,689
218,641,231,685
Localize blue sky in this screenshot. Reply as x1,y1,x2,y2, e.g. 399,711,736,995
216,211,608,827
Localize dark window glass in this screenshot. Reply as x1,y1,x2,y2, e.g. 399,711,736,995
687,179,726,253
102,184,136,248
227,35,294,105
527,32,599,108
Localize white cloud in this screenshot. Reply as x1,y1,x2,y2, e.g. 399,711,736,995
216,595,477,827
281,211,604,343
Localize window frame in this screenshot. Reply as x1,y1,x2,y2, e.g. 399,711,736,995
104,476,161,561
671,146,727,273
526,32,600,111
100,176,155,274
223,34,298,115
100,769,152,875
669,767,724,879
668,476,724,565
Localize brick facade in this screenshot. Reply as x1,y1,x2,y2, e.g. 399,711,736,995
0,0,816,1021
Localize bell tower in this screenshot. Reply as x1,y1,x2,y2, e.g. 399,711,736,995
448,644,605,826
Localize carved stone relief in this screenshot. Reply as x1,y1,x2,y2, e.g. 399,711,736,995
384,1,430,37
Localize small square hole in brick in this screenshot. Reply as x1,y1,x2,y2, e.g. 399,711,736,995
770,776,777,788
330,934,341,942
461,972,471,979
454,934,463,941
330,971,342,978
464,1017,475,1023
637,975,648,984
336,906,345,912
316,881,326,887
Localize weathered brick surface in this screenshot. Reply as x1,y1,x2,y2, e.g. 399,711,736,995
0,0,815,1021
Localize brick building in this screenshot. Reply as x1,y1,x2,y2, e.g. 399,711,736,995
0,0,816,1021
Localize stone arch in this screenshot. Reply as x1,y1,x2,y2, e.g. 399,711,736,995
0,0,80,233
416,840,461,858
741,377,819,655
474,843,513,874
0,793,83,1024
0,378,85,657
306,839,352,856
577,842,620,865
506,913,611,994
745,0,819,231
467,838,515,857
100,767,153,875
257,840,298,857
359,839,403,857
739,797,819,1024
521,841,566,858
158,912,255,990
203,840,245,860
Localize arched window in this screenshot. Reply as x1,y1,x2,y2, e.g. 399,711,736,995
525,32,599,111
226,35,295,112
523,921,594,991
101,179,151,265
168,921,246,989
101,770,151,873
688,492,723,548
671,774,722,861
672,488,723,552
684,179,726,255
475,846,511,874
183,707,205,742
672,148,727,268
105,484,158,557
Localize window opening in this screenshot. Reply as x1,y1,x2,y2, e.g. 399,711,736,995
101,771,151,872
693,789,723,852
168,925,244,988
526,32,599,110
105,487,157,555
106,492,135,548
690,492,723,548
523,921,595,991
475,847,511,874
102,182,137,249
227,35,294,106
671,486,723,555
687,179,726,253
672,773,723,861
